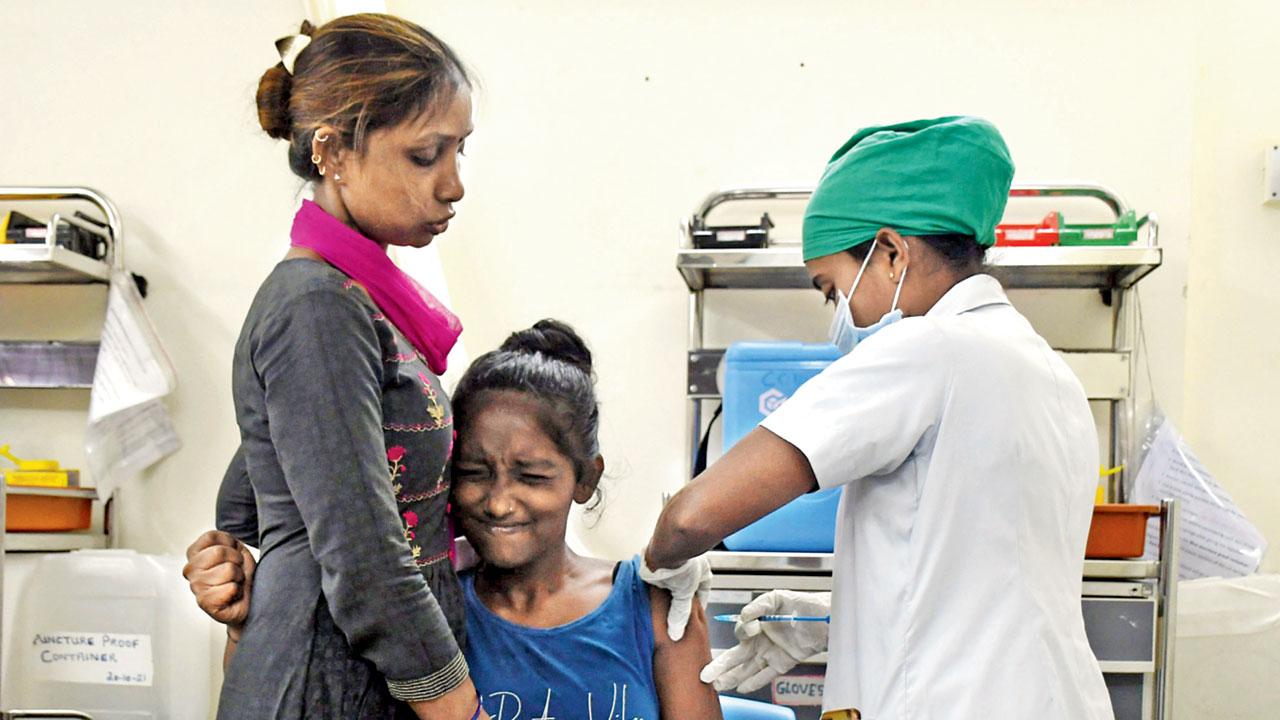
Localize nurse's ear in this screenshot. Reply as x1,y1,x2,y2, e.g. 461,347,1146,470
573,455,605,505
874,227,912,281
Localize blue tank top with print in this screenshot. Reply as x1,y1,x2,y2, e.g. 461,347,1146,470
461,556,661,720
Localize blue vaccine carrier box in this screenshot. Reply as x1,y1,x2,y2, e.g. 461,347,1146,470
721,341,843,552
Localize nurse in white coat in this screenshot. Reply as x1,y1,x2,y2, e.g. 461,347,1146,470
645,116,1114,720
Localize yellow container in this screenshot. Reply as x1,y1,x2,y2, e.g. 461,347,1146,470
0,444,79,488
4,469,80,488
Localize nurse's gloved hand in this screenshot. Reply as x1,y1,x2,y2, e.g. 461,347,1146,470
639,555,712,641
700,590,831,693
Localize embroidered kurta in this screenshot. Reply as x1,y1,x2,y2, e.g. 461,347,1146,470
215,258,465,719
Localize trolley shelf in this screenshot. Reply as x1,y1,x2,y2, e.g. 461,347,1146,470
708,550,834,573
676,245,1162,291
707,551,1161,580
0,186,123,285
0,244,111,284
0,341,99,388
2,531,107,553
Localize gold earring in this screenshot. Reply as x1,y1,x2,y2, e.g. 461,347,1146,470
315,131,329,143
333,172,341,182
889,272,895,280
318,166,326,176
311,153,322,165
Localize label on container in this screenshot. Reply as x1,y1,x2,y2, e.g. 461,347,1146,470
27,631,153,686
758,388,788,415
772,674,824,706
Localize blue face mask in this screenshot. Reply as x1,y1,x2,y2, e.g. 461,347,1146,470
827,241,907,355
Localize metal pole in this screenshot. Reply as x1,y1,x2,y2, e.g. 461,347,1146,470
1,481,6,710
1154,499,1180,719
1108,286,1128,502
1119,291,1138,503
685,290,705,482
688,288,704,350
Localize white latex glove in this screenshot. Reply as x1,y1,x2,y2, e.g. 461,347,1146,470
700,589,831,693
639,555,712,641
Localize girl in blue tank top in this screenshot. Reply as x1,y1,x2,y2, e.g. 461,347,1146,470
185,320,723,718
461,558,657,718
449,320,722,719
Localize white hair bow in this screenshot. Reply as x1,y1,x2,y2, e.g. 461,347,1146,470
275,34,312,75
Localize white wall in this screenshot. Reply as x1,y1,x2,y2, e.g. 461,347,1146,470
2,0,1274,578
1185,0,1280,573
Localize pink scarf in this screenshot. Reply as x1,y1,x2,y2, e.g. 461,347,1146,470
290,200,462,375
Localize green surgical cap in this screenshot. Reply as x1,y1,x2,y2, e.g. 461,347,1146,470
802,116,1015,261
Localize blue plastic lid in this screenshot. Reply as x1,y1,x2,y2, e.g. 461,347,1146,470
725,341,842,363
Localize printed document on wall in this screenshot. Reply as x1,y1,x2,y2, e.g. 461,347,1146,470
85,270,181,494
1133,418,1267,579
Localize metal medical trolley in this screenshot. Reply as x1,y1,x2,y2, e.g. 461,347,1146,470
1,187,131,720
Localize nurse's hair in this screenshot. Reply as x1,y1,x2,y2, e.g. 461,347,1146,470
255,14,471,182
848,233,987,278
452,320,603,505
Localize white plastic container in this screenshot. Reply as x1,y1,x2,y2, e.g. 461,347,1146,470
4,549,213,719
1174,573,1280,718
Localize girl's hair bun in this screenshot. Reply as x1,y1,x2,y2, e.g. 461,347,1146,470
499,319,593,376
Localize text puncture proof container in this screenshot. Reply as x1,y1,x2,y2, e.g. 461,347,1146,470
722,342,842,552
4,549,213,719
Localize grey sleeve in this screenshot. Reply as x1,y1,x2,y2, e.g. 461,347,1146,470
255,289,467,700
215,445,259,547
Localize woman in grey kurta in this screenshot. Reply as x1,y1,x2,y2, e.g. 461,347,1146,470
190,13,487,720
215,259,463,718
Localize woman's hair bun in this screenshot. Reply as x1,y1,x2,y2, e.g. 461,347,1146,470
500,319,593,375
256,64,293,139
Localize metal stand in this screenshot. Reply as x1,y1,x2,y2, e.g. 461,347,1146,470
1,187,123,718
1155,499,1181,719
